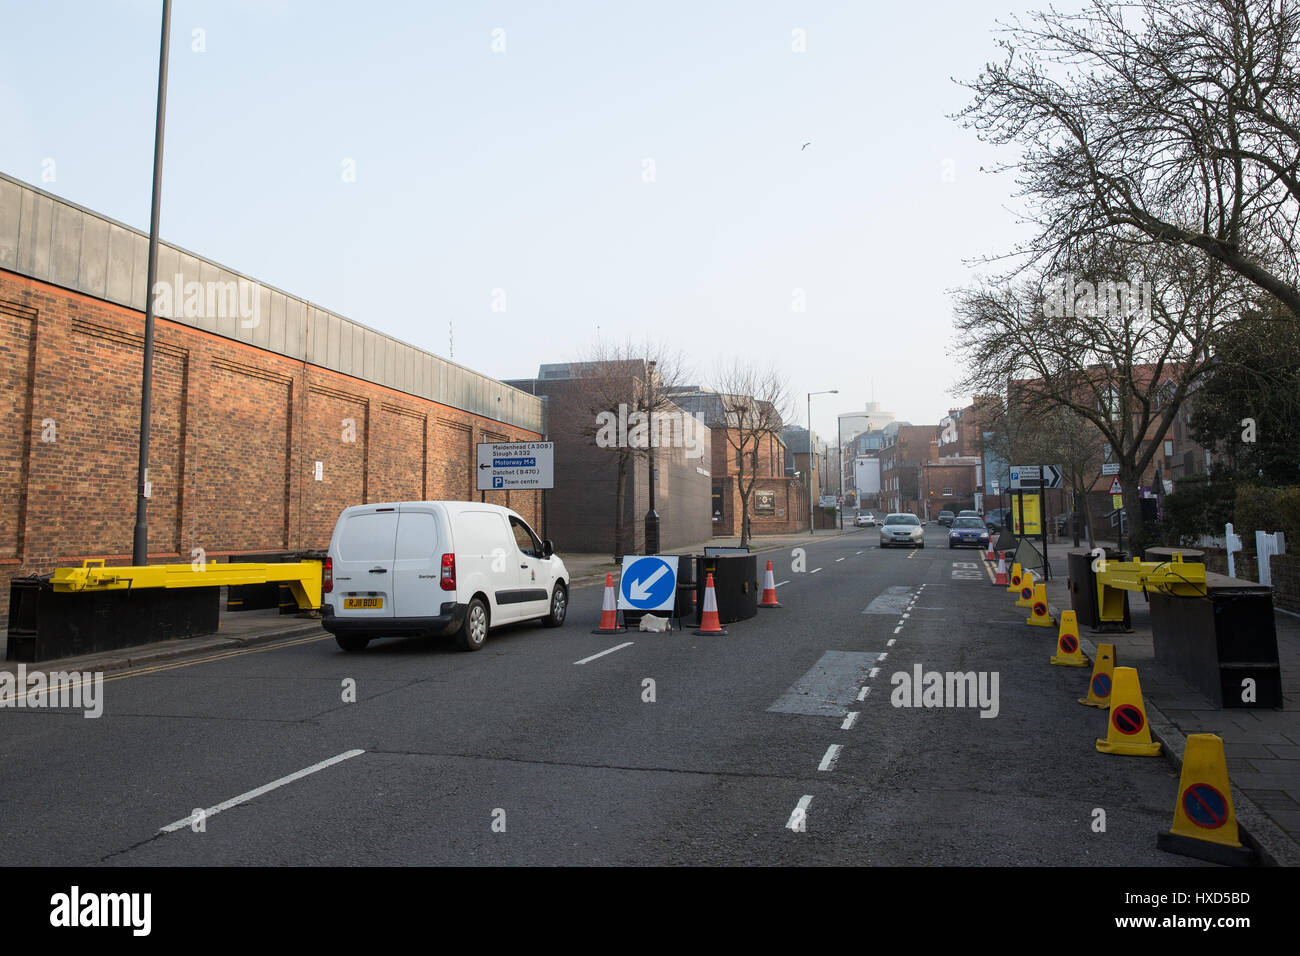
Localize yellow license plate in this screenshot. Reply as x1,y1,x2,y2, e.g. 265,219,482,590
344,597,383,609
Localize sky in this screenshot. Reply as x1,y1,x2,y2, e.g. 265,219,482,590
0,0,1051,441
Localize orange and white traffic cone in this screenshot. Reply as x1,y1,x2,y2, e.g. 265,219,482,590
985,542,996,562
693,573,729,635
994,555,1008,586
758,559,782,608
591,572,624,634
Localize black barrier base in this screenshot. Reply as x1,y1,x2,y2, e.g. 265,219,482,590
1156,831,1257,867
7,579,220,662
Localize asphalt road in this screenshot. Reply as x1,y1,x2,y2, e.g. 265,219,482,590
0,526,1198,866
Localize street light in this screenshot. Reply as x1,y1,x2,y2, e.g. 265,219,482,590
807,390,838,534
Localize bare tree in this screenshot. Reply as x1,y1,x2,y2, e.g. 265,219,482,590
953,240,1239,546
956,0,1300,319
564,338,693,561
712,361,793,549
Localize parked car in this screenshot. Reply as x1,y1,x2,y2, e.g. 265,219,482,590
855,512,877,527
984,508,1009,533
948,516,991,549
958,510,981,518
880,513,925,548
937,510,956,527
321,501,569,653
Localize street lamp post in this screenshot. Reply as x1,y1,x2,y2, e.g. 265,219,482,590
807,390,837,534
132,0,172,567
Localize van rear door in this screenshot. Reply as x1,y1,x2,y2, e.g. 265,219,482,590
332,507,398,619
393,505,443,618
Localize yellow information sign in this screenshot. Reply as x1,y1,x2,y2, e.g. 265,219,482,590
1112,494,1124,509
1011,493,1041,535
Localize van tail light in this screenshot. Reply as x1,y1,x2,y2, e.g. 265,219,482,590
440,553,456,590
323,556,333,594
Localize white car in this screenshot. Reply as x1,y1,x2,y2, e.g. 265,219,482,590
321,501,569,652
879,513,925,548
855,513,877,527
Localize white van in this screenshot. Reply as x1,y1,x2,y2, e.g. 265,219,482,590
320,501,569,652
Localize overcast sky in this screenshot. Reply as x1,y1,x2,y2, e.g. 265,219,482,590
1,0,1054,440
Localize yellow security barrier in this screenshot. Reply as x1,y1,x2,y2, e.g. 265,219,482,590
51,558,323,610
1156,734,1255,866
1094,554,1206,624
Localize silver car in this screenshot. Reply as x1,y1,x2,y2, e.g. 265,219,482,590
880,513,924,549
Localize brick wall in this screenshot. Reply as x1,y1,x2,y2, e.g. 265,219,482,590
1269,554,1300,613
0,271,541,623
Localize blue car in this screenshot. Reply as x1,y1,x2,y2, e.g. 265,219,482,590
948,516,991,549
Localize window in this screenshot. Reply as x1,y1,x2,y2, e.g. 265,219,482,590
509,516,542,557
1163,440,1173,457
942,487,954,496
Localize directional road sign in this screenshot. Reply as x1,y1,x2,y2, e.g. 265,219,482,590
476,442,554,491
1010,464,1063,490
1101,462,1120,476
617,555,679,612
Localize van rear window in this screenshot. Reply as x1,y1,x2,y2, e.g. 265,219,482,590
337,511,398,562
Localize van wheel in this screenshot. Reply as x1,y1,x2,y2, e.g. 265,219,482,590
458,598,488,651
335,633,370,653
543,583,568,627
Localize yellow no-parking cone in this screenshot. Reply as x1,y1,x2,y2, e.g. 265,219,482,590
1079,643,1117,707
1156,734,1255,866
1096,667,1161,756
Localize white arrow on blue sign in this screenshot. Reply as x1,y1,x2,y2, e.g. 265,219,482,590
617,555,679,612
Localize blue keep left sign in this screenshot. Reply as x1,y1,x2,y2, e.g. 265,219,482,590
618,555,679,612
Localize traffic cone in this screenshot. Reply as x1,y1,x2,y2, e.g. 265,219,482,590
1027,583,1056,628
1096,667,1161,756
758,560,782,608
1079,643,1117,707
985,542,995,562
994,555,1008,586
1015,570,1036,608
591,573,625,634
1005,563,1023,594
693,573,728,635
1049,609,1085,658
1156,734,1255,866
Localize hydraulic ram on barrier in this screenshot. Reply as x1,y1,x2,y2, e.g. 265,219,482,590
1094,553,1207,624
50,559,323,611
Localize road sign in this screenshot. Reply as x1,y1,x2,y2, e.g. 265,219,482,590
1101,462,1120,476
819,495,837,508
1010,464,1062,489
1182,783,1229,830
1112,703,1145,736
1108,477,1122,495
476,441,554,491
617,555,679,612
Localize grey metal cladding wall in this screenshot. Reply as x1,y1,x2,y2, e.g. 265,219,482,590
0,173,542,432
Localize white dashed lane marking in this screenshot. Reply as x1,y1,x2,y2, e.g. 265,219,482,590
786,795,813,831
841,711,859,730
818,745,843,771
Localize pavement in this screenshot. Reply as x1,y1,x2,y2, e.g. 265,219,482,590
0,525,1230,865
1015,537,1300,866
